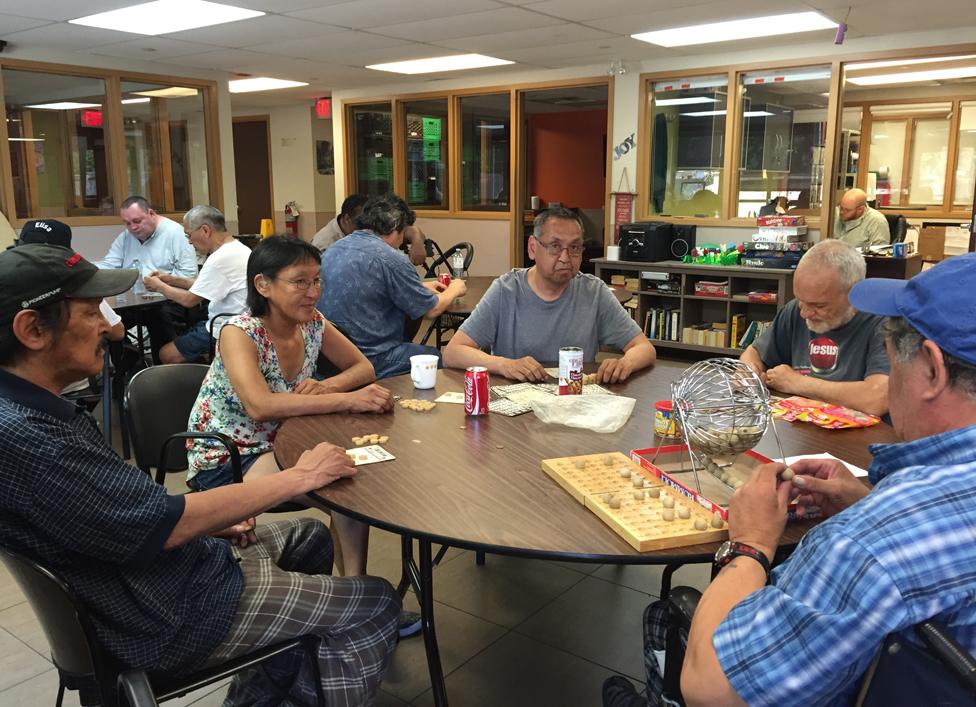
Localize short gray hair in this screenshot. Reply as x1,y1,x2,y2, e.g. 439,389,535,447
885,316,976,400
183,205,226,232
799,240,866,290
532,206,583,240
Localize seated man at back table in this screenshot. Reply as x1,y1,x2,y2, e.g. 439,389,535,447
97,194,199,362
834,187,891,249
741,239,889,417
443,206,656,382
318,193,466,379
605,252,976,707
143,205,250,363
311,193,367,253
0,244,399,706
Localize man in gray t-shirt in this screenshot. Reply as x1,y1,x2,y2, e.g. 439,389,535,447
443,207,655,383
742,240,890,417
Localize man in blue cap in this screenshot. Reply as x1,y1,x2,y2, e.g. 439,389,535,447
605,253,976,707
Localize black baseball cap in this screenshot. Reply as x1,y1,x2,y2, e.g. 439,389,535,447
19,219,72,248
0,244,138,324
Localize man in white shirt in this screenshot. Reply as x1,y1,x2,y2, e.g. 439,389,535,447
145,206,251,363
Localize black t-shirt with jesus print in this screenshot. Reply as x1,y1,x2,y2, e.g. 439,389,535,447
753,299,890,382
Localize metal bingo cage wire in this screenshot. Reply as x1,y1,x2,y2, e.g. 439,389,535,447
655,358,788,494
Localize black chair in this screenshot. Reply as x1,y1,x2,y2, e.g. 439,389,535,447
125,364,240,486
421,240,474,280
207,311,239,361
885,213,908,244
653,586,976,707
0,544,324,707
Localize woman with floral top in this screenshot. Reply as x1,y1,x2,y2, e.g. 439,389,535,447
187,236,392,578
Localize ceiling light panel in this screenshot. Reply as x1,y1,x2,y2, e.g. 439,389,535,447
70,0,264,36
655,97,718,106
632,11,837,47
366,54,513,75
228,77,309,93
24,102,101,110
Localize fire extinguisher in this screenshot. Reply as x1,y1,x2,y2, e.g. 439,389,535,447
284,201,301,237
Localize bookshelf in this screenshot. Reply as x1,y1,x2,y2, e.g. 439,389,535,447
592,258,795,356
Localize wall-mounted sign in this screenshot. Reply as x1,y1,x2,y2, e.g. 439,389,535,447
613,133,635,160
81,110,103,128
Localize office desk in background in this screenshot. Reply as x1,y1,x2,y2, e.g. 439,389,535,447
864,254,922,280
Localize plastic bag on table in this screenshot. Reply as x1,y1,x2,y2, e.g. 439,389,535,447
530,394,636,434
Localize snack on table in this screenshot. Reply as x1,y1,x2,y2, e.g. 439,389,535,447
770,396,879,429
399,399,436,412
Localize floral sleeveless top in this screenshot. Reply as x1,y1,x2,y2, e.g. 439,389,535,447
186,310,324,481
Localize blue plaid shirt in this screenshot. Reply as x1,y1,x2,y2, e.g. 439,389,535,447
0,369,242,676
714,424,976,706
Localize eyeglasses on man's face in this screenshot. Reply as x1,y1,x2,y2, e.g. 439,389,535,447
275,276,323,291
534,237,584,258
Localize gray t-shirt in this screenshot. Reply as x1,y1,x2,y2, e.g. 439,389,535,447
753,299,889,381
459,269,642,362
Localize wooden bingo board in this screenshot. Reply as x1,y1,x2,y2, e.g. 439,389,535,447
541,452,727,552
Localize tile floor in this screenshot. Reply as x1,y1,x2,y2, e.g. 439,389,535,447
0,366,714,707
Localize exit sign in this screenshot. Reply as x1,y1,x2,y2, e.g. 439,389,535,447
314,98,332,119
81,110,103,128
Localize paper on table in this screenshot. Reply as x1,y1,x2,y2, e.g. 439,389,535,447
345,445,395,466
778,453,869,478
434,391,465,404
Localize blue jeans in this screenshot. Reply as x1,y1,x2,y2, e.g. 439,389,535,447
173,320,212,361
370,342,442,380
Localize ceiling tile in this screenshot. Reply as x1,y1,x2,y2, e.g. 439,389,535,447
287,0,502,30
368,6,565,41
501,36,670,64
88,36,212,60
220,0,346,11
0,13,52,35
247,29,414,60
436,23,615,54
164,13,344,48
0,1,135,22
585,0,813,35
0,22,141,50
523,0,692,22
338,43,469,67
158,48,289,71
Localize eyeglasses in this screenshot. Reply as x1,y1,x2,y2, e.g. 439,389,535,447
275,276,323,291
534,237,584,257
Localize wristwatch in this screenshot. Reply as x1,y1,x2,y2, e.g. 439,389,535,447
714,541,771,582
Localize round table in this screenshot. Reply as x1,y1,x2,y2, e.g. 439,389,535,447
275,363,896,704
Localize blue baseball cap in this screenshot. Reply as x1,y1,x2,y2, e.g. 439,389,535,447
848,253,976,366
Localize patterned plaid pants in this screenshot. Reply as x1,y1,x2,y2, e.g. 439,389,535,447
205,518,400,707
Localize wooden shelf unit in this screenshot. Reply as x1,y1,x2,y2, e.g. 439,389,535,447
593,258,795,356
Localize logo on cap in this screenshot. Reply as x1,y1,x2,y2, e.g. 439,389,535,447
809,337,839,374
66,253,82,266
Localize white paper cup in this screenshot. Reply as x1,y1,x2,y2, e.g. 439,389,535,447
607,245,621,260
410,354,439,389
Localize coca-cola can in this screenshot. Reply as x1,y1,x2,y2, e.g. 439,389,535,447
438,273,452,288
558,346,584,395
464,366,490,415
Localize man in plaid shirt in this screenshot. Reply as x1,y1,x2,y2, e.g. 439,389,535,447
605,253,976,706
0,245,400,706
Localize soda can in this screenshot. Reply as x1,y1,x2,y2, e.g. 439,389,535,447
438,273,452,288
893,242,905,258
558,346,584,395
464,366,490,415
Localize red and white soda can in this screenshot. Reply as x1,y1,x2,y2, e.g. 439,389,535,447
558,346,584,395
464,366,490,415
438,273,452,288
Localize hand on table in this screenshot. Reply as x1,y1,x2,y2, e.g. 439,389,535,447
789,458,869,519
214,517,258,548
142,274,164,293
497,356,547,382
424,280,446,294
290,442,358,492
728,462,793,562
147,271,179,286
346,383,394,413
762,364,805,393
294,378,331,395
597,356,635,384
447,279,467,298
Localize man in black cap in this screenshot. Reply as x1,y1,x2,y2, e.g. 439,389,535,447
0,245,400,706
606,253,976,707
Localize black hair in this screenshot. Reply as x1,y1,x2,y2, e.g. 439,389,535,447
121,195,152,212
246,236,322,317
532,206,583,239
356,193,413,235
0,300,69,366
340,194,369,219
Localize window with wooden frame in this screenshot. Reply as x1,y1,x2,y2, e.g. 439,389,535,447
347,102,393,197
459,93,510,212
402,97,449,210
0,60,221,226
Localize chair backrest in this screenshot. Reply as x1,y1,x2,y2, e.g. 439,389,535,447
0,545,108,688
884,213,908,244
207,312,238,360
125,364,210,475
424,242,474,279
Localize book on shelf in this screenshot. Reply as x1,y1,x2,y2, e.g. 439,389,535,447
645,307,681,342
737,319,772,348
730,313,746,346
757,225,808,236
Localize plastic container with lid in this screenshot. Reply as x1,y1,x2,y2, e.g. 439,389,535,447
654,399,682,439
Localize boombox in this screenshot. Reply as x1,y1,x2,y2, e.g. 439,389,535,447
617,223,697,262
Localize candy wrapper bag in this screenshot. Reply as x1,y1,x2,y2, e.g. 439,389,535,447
770,396,880,429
